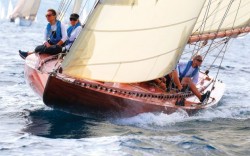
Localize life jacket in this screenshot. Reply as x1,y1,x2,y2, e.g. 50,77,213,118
46,20,62,45
66,22,81,45
178,61,199,79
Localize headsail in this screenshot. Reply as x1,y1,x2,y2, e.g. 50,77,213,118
10,0,41,21
62,0,206,83
189,0,250,43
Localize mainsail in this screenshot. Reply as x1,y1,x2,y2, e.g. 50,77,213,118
10,0,41,21
62,0,206,83
189,0,250,43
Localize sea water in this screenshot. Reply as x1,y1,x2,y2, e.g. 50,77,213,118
0,0,250,155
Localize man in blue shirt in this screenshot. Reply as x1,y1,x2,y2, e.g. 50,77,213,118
19,9,67,58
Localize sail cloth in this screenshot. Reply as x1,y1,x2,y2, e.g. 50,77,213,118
192,0,250,36
10,0,41,21
62,0,206,83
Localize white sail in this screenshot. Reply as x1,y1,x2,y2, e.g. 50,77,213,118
7,0,13,19
10,0,25,19
10,0,41,21
193,0,250,35
28,0,41,21
62,0,206,83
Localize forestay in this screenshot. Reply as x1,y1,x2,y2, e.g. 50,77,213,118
10,0,41,21
62,0,206,83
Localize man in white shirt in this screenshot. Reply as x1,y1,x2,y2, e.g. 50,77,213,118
167,55,210,103
19,9,67,58
64,13,82,52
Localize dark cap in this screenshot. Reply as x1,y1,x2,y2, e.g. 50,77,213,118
70,13,79,20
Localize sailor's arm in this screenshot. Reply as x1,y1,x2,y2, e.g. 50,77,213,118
43,28,51,47
67,26,82,42
57,23,67,46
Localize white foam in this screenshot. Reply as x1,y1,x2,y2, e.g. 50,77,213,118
114,110,190,128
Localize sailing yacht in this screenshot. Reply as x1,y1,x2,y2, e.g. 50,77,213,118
22,0,250,117
9,0,41,26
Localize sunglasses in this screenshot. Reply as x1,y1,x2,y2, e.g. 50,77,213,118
196,59,203,62
70,18,77,21
45,14,54,17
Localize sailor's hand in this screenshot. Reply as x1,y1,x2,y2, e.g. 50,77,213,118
205,76,211,81
154,78,166,90
160,77,166,83
177,85,183,91
44,42,51,48
159,82,166,90
200,79,204,85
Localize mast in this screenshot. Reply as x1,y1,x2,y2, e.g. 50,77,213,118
62,0,206,83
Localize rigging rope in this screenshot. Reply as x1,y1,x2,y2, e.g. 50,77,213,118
211,37,231,90
79,0,89,20
206,38,229,72
181,0,244,104
192,0,212,56
203,0,235,60
79,0,100,25
57,0,66,15
232,0,242,29
58,0,73,21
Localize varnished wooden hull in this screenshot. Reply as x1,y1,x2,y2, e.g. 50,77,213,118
24,54,51,97
43,75,185,117
24,54,225,117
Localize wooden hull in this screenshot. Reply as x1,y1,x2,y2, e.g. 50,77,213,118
24,54,59,97
24,54,225,117
44,75,187,117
